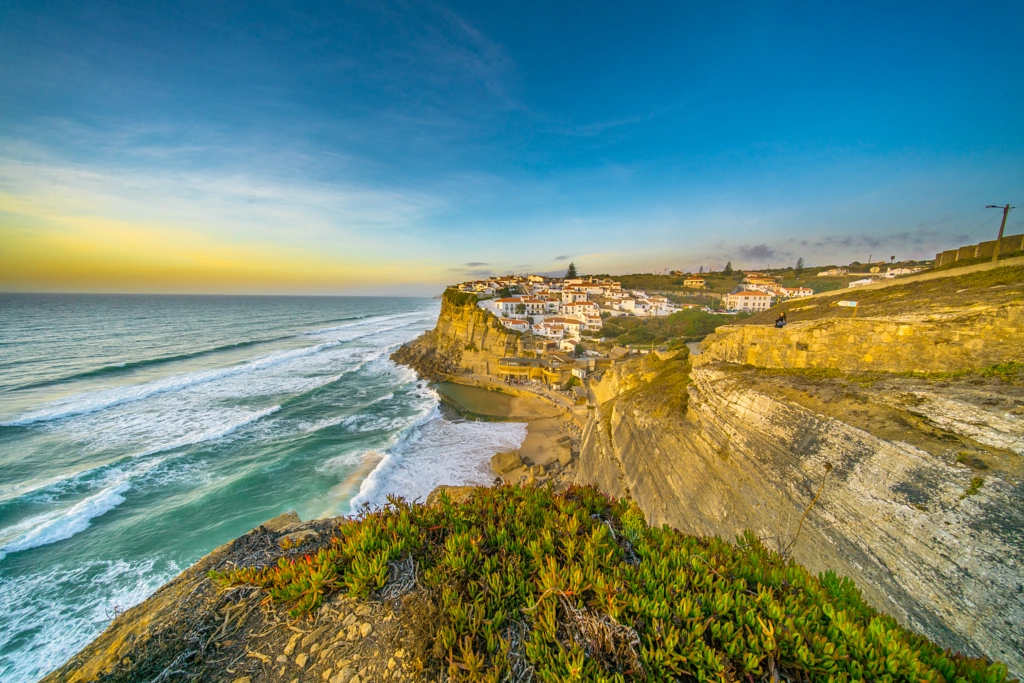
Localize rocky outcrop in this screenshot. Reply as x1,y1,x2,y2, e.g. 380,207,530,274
43,513,430,683
391,291,524,380
698,305,1023,374
576,341,1024,676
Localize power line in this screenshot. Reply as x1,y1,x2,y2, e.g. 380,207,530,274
936,213,998,253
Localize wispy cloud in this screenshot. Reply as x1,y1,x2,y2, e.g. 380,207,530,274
553,254,570,261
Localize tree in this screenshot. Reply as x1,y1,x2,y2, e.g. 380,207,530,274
499,287,512,298
515,303,526,314
565,262,578,279
890,255,895,264
699,265,704,274
796,257,805,274
574,344,585,356
723,261,733,274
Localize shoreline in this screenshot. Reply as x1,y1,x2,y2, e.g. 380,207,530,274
430,376,584,488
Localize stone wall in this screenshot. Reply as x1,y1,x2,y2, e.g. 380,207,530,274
695,306,1023,374
936,234,1024,266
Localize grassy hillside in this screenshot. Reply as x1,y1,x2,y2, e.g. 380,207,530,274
600,309,744,346
740,264,1024,326
213,485,1012,683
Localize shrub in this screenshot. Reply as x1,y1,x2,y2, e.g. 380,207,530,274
444,288,479,307
962,477,985,499
211,486,1011,683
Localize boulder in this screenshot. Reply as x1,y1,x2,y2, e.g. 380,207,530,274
425,485,477,508
260,510,301,532
278,529,318,548
490,450,524,475
556,446,573,467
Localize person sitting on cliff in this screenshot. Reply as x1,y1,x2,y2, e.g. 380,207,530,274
775,312,787,328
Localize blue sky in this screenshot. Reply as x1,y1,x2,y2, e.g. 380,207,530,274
1,0,1022,293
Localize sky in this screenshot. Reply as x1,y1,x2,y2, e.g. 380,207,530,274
1,0,1022,295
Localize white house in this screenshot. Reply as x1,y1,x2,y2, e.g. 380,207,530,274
500,318,529,332
494,298,525,316
724,289,773,311
544,317,584,338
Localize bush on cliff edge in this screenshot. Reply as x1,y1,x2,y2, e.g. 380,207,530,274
444,288,479,307
211,485,1012,683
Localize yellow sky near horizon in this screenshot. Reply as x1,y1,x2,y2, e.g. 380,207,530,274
0,194,443,294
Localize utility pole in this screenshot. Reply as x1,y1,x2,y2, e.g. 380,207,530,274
986,204,1016,262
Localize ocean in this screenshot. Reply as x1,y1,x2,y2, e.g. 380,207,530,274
0,294,526,682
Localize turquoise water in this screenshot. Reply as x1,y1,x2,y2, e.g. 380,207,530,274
0,294,526,682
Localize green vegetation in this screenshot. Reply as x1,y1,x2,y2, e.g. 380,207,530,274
566,262,578,279
445,288,479,307
211,485,1011,683
592,273,746,295
961,477,985,499
741,264,1024,327
978,362,1024,382
601,309,739,346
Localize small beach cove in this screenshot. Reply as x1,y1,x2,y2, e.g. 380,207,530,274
432,380,582,486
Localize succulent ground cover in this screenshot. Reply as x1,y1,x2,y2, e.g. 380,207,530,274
211,485,1013,683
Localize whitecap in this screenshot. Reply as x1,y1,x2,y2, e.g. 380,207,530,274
0,556,179,682
0,478,130,560
2,340,340,426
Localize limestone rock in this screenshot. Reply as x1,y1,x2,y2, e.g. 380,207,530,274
302,625,328,648
425,485,476,508
261,510,301,532
490,450,523,474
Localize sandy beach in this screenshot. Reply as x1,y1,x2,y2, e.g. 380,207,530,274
431,381,582,486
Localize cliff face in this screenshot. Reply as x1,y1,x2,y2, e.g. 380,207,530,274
575,339,1024,676
391,293,524,380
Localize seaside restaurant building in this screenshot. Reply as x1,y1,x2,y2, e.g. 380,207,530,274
497,355,600,389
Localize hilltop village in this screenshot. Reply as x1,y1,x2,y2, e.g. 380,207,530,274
448,264,921,401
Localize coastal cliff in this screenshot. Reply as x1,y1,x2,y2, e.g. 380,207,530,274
387,290,524,382
574,265,1024,676
391,290,524,380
